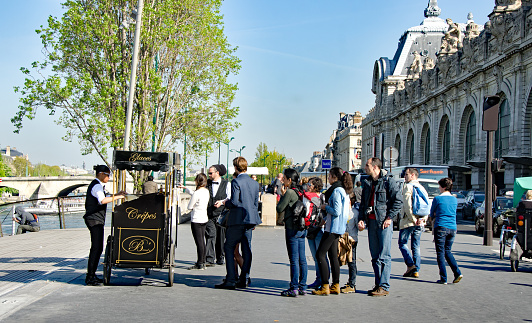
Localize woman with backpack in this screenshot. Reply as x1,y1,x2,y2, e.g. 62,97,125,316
304,177,328,290
313,167,353,296
276,168,307,297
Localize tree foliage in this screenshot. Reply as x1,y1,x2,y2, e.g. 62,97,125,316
249,142,289,182
0,157,12,177
13,0,241,168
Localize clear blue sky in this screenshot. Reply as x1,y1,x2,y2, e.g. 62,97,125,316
0,0,493,170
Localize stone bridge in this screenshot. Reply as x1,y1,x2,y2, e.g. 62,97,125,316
0,176,137,199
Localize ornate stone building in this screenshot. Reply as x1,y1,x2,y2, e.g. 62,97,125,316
328,111,364,172
361,0,532,190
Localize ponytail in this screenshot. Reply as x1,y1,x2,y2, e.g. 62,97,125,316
329,167,353,194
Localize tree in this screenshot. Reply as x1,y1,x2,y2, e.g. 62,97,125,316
250,142,288,182
12,157,32,177
13,0,241,168
0,157,12,177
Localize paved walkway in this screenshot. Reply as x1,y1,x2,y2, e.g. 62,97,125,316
0,221,531,322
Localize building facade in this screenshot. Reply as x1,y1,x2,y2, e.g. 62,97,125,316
362,0,532,191
329,111,364,172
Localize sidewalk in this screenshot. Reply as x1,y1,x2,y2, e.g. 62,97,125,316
0,221,531,322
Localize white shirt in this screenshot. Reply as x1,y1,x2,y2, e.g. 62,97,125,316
91,178,107,204
186,187,210,223
211,179,231,201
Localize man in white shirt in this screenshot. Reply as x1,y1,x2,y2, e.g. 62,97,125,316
205,164,231,266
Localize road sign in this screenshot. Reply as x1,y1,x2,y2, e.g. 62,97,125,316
0,179,2,182
321,159,332,169
383,147,399,161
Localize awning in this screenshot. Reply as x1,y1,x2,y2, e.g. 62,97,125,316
228,167,269,175
503,155,532,167
113,150,175,172
448,165,472,172
513,176,532,207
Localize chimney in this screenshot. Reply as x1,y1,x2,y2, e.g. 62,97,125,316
6,146,10,156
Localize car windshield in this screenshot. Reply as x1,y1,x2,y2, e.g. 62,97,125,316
495,198,512,210
420,182,440,198
452,192,465,198
474,194,485,203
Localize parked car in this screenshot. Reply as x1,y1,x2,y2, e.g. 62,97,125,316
462,191,485,220
452,191,466,212
474,196,514,236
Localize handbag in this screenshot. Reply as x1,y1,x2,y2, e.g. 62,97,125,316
217,209,229,227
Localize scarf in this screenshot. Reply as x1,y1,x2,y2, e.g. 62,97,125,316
324,181,342,203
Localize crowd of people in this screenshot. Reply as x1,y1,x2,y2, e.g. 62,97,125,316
82,156,464,292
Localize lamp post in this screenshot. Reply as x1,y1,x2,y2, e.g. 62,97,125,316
261,154,269,187
225,137,234,179
230,145,246,157
217,141,221,164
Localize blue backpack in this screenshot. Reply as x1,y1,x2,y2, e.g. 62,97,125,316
411,185,430,216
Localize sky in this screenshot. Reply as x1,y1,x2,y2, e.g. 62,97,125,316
0,0,494,171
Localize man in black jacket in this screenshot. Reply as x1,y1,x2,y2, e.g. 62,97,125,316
358,157,402,297
205,164,231,266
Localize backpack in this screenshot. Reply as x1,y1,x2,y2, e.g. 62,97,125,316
411,184,430,216
291,188,308,231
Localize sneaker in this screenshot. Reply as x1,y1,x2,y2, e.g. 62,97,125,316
308,280,321,289
205,262,216,267
403,265,417,277
436,279,448,285
411,272,419,278
281,289,298,297
370,287,389,297
340,284,356,294
452,274,463,284
367,285,379,296
298,288,307,296
188,264,205,270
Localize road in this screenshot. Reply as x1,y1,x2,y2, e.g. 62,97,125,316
0,219,530,322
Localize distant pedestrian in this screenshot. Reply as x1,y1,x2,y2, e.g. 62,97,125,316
274,173,284,201
313,167,353,296
276,168,307,297
14,206,40,234
353,181,362,204
142,175,158,194
358,157,402,297
84,165,126,286
430,177,463,285
399,168,429,278
180,173,210,270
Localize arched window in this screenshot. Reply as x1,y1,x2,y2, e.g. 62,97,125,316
465,111,476,161
407,130,415,164
494,99,510,158
424,129,431,165
395,135,401,167
442,120,450,164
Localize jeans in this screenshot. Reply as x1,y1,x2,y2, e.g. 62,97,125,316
398,225,423,272
285,228,308,290
434,226,461,282
367,219,393,291
224,225,253,284
16,225,40,235
307,229,329,283
346,241,358,287
191,222,207,265
317,232,340,285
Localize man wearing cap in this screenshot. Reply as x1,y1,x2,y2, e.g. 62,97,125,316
84,165,127,286
14,206,40,234
205,164,231,266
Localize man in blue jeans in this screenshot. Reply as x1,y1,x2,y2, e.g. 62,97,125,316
358,157,402,297
398,168,428,278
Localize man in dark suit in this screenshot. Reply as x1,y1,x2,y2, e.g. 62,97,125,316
215,157,261,290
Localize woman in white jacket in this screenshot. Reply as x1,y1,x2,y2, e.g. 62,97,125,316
180,173,210,270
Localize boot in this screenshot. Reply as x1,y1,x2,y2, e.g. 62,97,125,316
330,283,340,295
312,284,330,296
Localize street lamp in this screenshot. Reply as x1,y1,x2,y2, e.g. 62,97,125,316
261,154,269,187
225,137,235,179
230,145,246,157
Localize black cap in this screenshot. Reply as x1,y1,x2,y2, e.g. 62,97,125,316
93,165,111,174
213,164,227,177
